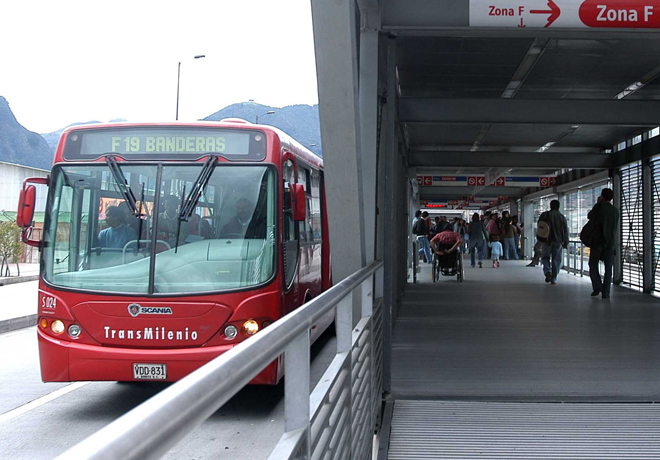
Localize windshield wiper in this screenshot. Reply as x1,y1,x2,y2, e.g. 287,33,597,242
105,156,139,216
174,155,218,252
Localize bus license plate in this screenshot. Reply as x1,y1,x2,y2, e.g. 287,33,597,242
133,363,167,380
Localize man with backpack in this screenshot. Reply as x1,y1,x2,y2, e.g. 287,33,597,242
538,199,569,285
413,211,432,264
585,188,619,299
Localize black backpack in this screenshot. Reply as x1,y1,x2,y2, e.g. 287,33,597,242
413,219,425,236
580,218,602,248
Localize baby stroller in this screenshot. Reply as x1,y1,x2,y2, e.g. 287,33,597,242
432,243,464,283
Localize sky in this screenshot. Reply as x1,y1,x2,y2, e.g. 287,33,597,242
0,0,319,134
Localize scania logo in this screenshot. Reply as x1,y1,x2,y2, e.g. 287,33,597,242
128,304,173,317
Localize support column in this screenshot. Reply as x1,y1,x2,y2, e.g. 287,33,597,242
310,0,364,283
523,200,534,260
642,157,654,293
382,36,396,395
613,169,623,284
358,6,380,265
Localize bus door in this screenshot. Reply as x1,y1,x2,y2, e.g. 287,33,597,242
282,156,302,313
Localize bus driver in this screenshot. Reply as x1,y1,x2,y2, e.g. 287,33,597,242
98,206,137,249
221,198,253,238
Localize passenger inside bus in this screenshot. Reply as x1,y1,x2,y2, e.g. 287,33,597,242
98,206,137,249
187,213,213,241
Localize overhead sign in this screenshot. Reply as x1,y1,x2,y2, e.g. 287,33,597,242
418,175,556,187
470,0,660,29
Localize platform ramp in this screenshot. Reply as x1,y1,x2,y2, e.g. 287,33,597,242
388,400,660,460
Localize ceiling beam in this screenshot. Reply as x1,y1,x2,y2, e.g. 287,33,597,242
400,98,660,126
409,151,613,169
420,185,523,198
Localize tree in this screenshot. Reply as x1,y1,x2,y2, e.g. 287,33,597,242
0,221,22,270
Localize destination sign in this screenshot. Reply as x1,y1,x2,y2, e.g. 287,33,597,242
63,127,267,161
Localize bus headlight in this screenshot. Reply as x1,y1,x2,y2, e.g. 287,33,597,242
242,320,259,336
51,320,65,335
224,325,238,340
68,324,81,338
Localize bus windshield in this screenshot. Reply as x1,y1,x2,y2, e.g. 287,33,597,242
43,163,277,295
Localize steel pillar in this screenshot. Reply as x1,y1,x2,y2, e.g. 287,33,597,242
359,25,380,264
310,0,365,284
642,157,654,293
613,169,623,285
382,37,396,394
522,200,534,260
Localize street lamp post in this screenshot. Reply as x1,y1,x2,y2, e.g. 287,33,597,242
176,55,206,121
255,110,275,124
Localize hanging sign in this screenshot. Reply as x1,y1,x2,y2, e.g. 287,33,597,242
470,0,660,29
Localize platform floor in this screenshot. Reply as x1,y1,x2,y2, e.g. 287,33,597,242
392,257,660,401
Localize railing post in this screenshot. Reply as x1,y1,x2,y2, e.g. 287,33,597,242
337,292,353,353
375,266,384,299
336,291,353,458
285,330,311,457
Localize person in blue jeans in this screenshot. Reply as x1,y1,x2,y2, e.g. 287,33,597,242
539,199,569,285
587,188,619,299
413,211,432,264
467,213,488,267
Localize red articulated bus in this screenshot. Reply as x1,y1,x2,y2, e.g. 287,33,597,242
16,120,331,384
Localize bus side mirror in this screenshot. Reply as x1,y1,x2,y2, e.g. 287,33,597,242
292,184,306,221
17,177,48,248
17,185,36,228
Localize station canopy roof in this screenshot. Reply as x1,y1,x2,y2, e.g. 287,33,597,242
379,0,660,201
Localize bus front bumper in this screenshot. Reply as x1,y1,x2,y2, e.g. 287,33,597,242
37,328,279,384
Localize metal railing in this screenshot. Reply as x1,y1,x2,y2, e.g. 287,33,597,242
563,240,585,276
55,260,384,460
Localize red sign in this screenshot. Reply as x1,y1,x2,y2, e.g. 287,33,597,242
448,200,459,205
417,177,423,186
477,177,486,186
540,176,557,187
580,1,660,28
423,176,432,186
494,177,505,186
498,195,509,201
489,200,498,206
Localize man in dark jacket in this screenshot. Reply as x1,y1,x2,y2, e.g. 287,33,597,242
539,200,569,285
588,188,619,299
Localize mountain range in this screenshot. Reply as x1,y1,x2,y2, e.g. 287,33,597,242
0,99,322,170
0,96,54,170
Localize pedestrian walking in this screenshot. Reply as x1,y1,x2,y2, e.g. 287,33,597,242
467,213,488,268
413,211,432,264
586,188,619,299
538,199,569,285
489,236,503,268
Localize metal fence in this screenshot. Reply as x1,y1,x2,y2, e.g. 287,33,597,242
55,261,384,460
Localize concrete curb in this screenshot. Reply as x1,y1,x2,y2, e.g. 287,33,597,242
0,275,40,286
0,314,37,333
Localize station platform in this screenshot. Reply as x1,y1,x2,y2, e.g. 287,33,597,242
383,255,660,459
395,256,660,400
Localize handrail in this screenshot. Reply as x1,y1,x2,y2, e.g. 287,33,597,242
55,260,384,460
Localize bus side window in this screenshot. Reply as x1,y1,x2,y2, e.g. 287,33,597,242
298,166,313,242
283,158,299,288
311,171,322,241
